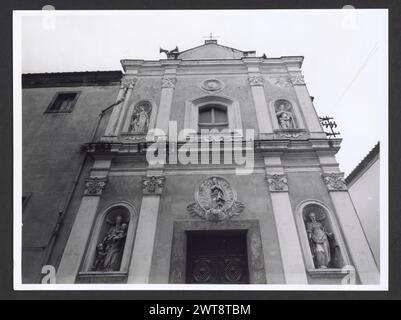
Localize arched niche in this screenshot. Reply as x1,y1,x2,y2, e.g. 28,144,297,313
121,100,158,136
81,202,138,274
271,99,305,131
184,95,243,136
295,200,351,271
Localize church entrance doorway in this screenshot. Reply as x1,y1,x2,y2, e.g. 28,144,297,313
185,230,250,284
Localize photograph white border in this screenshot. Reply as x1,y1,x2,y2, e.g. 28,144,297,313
13,9,389,291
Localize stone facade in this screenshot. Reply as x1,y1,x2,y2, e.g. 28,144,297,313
22,41,379,285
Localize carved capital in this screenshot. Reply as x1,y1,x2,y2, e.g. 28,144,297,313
266,174,289,192
162,77,177,89
142,176,166,195
322,173,347,191
84,177,108,196
248,75,264,86
121,78,138,90
290,75,305,86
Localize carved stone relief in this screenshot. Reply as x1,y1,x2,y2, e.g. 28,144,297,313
248,75,264,86
266,174,288,192
290,75,306,86
142,176,166,195
120,78,138,90
84,177,108,196
322,173,347,191
187,177,245,222
162,77,177,89
276,131,306,139
200,78,224,93
268,77,293,88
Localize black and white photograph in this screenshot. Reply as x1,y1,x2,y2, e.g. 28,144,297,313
12,7,388,292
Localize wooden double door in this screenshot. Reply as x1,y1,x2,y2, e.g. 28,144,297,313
186,231,250,284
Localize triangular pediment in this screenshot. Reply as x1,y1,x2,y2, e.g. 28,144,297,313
178,41,249,60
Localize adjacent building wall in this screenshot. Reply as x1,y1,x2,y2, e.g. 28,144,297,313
347,144,380,268
22,72,122,283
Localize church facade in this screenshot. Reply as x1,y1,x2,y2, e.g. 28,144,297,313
21,40,379,285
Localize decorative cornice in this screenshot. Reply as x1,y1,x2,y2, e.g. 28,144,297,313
83,138,342,156
290,75,306,86
162,77,177,89
22,71,123,88
84,177,108,196
266,174,289,192
322,173,347,191
142,176,166,195
248,75,264,86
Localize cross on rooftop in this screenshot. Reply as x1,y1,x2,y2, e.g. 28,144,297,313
203,33,220,41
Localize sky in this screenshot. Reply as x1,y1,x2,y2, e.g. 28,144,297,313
18,9,388,176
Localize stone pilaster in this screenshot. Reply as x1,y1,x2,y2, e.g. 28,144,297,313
245,60,274,135
321,172,380,284
127,174,166,283
290,73,325,138
102,78,137,141
114,78,137,137
155,63,179,137
265,156,308,284
56,161,111,283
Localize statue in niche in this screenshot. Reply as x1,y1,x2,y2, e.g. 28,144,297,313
94,243,107,271
130,104,151,134
306,212,333,269
275,101,296,129
94,215,128,272
210,178,226,210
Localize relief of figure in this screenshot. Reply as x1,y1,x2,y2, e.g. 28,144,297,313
306,212,333,269
276,103,296,129
94,216,128,272
210,178,226,210
131,105,150,134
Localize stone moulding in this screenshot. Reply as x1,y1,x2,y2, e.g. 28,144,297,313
274,129,307,139
76,271,128,284
307,267,356,284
